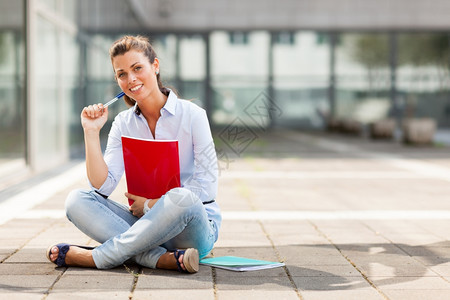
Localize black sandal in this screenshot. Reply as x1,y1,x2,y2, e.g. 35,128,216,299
173,248,199,273
46,243,95,267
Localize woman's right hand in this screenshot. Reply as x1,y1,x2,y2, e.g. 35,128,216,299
81,104,108,133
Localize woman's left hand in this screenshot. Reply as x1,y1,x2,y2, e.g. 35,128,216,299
125,193,147,218
125,192,159,218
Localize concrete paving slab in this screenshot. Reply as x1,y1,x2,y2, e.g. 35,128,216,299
276,245,351,265
314,228,389,244
414,221,450,239
135,273,212,290
0,228,44,239
0,248,15,254
429,265,450,277
288,264,361,277
0,263,61,275
215,275,293,291
260,220,319,234
133,288,214,300
363,220,430,233
51,274,135,291
292,275,373,291
0,239,29,249
287,255,352,266
396,244,450,257
379,233,446,246
347,252,423,266
0,274,57,291
4,248,49,264
47,291,131,299
0,254,10,262
382,289,450,300
26,237,93,249
0,292,45,300
407,253,450,266
214,231,272,248
218,219,264,234
65,264,140,276
300,289,385,300
217,290,299,300
357,262,438,277
0,218,51,228
280,244,342,257
369,276,450,290
261,221,332,245
338,243,407,257
268,233,332,246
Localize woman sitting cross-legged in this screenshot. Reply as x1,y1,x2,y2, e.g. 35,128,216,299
46,35,221,273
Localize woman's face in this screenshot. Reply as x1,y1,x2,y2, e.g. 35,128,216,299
112,49,159,103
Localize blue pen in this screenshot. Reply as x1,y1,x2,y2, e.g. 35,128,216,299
103,91,125,108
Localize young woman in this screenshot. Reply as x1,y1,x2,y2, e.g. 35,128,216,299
46,35,221,273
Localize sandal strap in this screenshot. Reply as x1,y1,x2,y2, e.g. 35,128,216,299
173,249,187,273
54,243,70,267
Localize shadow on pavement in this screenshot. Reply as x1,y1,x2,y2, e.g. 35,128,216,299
211,241,450,291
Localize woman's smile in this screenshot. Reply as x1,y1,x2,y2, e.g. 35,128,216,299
130,84,143,92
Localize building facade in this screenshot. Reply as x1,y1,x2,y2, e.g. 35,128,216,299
1,0,449,182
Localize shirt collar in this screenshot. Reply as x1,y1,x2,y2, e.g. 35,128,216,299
133,89,177,116
162,90,177,116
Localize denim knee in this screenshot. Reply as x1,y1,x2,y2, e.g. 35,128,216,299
65,188,91,220
165,187,199,208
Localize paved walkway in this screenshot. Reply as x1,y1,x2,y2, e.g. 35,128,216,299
0,130,449,299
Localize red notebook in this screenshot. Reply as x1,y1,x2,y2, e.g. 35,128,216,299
121,136,181,205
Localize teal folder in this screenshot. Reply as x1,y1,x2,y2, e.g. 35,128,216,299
200,256,285,272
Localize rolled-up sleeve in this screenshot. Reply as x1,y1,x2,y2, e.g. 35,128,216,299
88,116,125,196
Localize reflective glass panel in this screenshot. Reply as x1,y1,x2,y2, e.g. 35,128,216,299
179,35,206,108
273,31,330,128
335,33,391,124
397,33,450,127
0,0,26,177
61,32,82,157
210,31,270,127
152,34,177,87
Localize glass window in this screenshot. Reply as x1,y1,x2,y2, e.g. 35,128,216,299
273,31,330,128
397,33,450,127
335,33,391,124
210,31,270,127
179,35,206,108
61,32,82,157
0,0,26,176
229,32,249,45
152,34,177,85
275,32,295,45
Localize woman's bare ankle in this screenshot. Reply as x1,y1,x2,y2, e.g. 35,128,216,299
60,246,96,268
156,252,179,270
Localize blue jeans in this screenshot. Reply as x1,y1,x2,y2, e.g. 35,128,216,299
65,187,217,269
